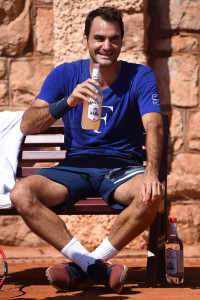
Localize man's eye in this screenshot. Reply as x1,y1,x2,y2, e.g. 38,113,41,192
111,37,119,42
96,37,104,41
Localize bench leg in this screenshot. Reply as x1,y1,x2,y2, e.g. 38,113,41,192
146,188,167,285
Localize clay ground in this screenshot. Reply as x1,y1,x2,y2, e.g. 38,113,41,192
0,245,200,300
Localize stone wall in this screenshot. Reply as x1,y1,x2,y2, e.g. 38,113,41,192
0,0,54,110
148,0,200,244
0,0,199,250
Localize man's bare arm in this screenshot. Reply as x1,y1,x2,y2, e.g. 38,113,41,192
21,78,101,136
20,99,56,135
141,112,164,204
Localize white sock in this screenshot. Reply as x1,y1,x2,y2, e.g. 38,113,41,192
91,236,120,260
61,237,96,273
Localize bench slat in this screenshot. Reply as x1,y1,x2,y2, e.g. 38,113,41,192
0,198,122,215
55,198,123,215
19,150,66,161
24,135,64,145
17,167,42,177
39,119,64,134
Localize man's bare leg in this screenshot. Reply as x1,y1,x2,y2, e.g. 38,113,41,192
10,175,73,250
90,173,162,261
107,174,162,250
10,175,97,272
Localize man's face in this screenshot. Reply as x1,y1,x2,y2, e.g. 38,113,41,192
83,16,122,66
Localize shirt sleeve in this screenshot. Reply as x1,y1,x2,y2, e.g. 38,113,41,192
35,65,65,104
135,65,162,116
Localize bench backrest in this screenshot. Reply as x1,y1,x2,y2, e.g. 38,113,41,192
17,115,168,177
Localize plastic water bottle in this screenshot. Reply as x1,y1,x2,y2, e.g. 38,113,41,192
81,63,103,130
165,217,184,284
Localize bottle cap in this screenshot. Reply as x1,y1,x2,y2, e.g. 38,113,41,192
93,63,100,68
170,217,177,222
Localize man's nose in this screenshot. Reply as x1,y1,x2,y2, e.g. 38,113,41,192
102,39,111,50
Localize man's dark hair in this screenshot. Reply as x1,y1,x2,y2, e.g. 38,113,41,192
85,6,124,40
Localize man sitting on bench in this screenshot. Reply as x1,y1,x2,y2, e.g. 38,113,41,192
10,6,164,294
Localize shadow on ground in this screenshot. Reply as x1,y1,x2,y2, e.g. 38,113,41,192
5,265,200,300
7,266,200,287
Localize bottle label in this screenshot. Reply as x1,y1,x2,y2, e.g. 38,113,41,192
166,248,184,275
92,67,100,80
87,94,102,122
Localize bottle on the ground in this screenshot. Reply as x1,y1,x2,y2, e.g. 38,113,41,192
165,217,184,284
81,63,103,130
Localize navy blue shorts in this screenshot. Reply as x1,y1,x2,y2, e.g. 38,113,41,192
33,155,145,210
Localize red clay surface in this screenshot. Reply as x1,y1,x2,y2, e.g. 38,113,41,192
0,245,200,300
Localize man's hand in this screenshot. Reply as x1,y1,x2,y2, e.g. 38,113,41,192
141,172,162,206
67,78,101,107
141,112,164,206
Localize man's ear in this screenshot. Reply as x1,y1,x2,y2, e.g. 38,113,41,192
83,33,88,47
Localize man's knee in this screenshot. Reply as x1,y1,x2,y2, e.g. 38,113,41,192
10,180,36,214
133,193,161,219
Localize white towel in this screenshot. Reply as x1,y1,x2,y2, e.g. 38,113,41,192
0,111,24,209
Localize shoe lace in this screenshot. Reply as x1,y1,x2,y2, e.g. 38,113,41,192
88,260,112,283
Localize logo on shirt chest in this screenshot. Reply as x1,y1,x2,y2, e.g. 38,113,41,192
95,105,114,133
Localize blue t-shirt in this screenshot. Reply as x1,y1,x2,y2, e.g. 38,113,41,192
36,59,162,161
